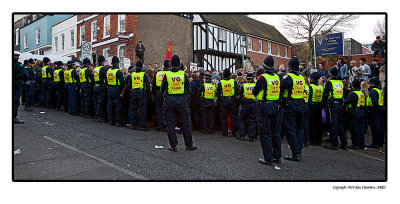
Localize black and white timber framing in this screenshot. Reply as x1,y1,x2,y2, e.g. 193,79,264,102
193,15,247,73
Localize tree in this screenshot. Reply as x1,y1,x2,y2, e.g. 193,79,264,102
373,17,386,39
281,14,359,64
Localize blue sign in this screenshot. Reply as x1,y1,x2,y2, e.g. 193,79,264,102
314,32,344,56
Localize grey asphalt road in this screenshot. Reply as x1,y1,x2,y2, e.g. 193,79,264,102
13,106,386,181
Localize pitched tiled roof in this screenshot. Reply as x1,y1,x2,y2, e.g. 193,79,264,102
200,14,292,46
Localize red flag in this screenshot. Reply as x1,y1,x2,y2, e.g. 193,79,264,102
165,40,172,60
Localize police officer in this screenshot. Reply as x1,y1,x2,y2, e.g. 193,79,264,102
344,79,366,149
281,57,304,161
366,77,384,149
218,68,239,137
13,51,28,124
107,56,125,127
152,60,170,131
21,60,28,106
41,57,54,109
93,55,108,122
301,77,310,146
199,74,216,135
323,67,348,150
161,54,197,152
253,56,281,165
308,72,324,146
79,58,95,118
24,58,36,112
237,73,257,142
54,61,65,111
65,60,80,116
128,59,150,131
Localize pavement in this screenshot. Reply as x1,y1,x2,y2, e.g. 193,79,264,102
13,106,386,181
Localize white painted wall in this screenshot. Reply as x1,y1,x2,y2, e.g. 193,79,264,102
51,15,78,57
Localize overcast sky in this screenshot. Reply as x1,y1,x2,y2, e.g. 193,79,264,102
249,14,385,45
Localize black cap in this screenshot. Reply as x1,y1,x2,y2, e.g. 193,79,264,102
23,60,29,66
43,57,50,64
112,56,120,65
163,60,171,68
310,72,320,82
82,58,91,66
223,68,231,78
98,55,105,64
28,58,35,64
135,59,143,69
67,60,76,66
368,77,379,87
330,66,339,77
56,61,64,67
352,79,361,89
246,73,254,79
204,74,212,79
262,55,274,69
287,57,299,71
170,54,180,68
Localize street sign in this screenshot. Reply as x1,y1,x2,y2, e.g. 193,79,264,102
190,62,197,71
314,32,344,57
81,41,92,62
118,32,130,43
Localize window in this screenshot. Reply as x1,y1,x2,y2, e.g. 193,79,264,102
104,15,110,38
32,15,37,21
80,25,85,45
70,29,74,48
39,50,44,55
285,46,288,57
118,14,126,33
277,44,280,56
91,20,97,42
36,28,40,44
268,42,271,54
248,37,252,50
61,34,65,51
118,44,126,68
103,48,110,64
259,40,262,52
218,29,226,42
54,36,58,52
15,28,19,46
24,33,28,49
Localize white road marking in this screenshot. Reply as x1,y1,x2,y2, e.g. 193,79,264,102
43,136,149,180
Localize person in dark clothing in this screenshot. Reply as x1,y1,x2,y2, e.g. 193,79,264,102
107,56,125,127
21,60,29,106
13,51,28,124
24,59,36,112
217,68,239,137
127,59,151,131
366,78,385,149
253,55,281,166
369,58,381,79
237,73,257,142
199,74,216,134
280,57,305,161
53,61,65,111
41,57,54,109
79,58,95,118
135,41,146,62
93,55,108,122
344,79,366,150
323,67,348,150
161,54,197,152
308,72,324,145
66,61,80,116
152,60,170,131
190,73,202,131
371,36,385,59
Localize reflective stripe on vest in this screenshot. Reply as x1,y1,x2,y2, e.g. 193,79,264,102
131,72,145,89
156,71,167,87
310,84,323,102
166,70,185,94
220,79,235,97
54,69,62,82
330,80,343,99
203,83,216,99
93,66,103,82
41,65,50,79
283,73,304,99
303,85,310,103
354,90,365,107
243,83,255,99
107,68,119,86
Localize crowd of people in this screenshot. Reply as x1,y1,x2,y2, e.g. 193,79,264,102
12,47,386,166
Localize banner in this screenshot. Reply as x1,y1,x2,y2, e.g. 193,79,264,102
314,32,344,57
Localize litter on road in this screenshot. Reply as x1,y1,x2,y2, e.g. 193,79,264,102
40,112,45,114
155,145,164,149
14,149,21,155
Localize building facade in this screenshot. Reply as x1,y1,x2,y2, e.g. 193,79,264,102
19,14,73,55
51,15,78,57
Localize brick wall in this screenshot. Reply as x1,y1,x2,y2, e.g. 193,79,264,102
247,36,291,69
137,14,193,68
